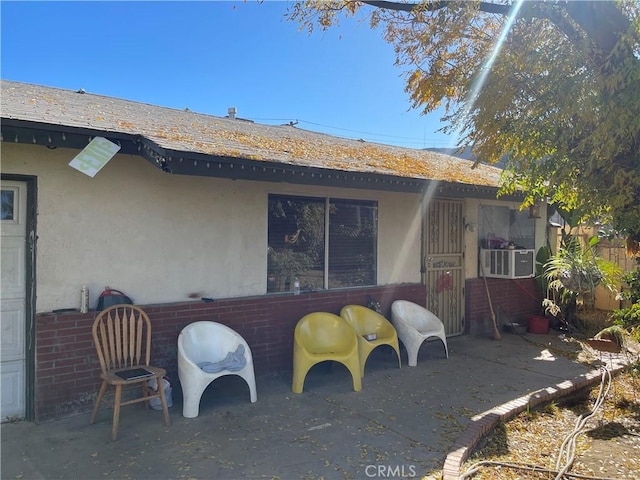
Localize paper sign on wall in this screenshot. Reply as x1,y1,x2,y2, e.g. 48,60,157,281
69,137,121,177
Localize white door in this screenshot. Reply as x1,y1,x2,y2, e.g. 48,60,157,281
1,180,27,420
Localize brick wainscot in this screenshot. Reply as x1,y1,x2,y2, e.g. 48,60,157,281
35,284,424,420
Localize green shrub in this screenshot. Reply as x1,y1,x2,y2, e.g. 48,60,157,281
620,268,640,304
611,303,640,329
611,303,640,342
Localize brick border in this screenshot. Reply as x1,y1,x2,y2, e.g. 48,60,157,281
442,362,628,480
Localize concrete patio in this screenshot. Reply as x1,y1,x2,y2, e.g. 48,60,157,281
1,331,622,480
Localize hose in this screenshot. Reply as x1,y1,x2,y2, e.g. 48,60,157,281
554,366,612,479
460,366,615,480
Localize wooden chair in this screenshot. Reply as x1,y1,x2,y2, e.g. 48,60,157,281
90,304,170,440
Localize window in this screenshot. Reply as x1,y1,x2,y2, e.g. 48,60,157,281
1,189,15,220
267,194,378,293
478,204,536,249
328,198,378,288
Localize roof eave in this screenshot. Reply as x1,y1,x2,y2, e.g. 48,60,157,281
1,119,519,200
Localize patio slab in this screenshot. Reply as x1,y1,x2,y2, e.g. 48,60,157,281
1,331,612,480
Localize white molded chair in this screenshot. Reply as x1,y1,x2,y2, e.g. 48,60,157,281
391,300,449,367
178,321,257,418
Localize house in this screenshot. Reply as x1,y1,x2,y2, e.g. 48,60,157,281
1,80,546,421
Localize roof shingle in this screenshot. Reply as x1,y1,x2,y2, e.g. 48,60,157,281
1,80,502,187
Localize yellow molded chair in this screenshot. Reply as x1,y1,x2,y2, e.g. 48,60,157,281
340,305,401,377
292,312,362,394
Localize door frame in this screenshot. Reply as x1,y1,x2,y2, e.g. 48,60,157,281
422,197,465,336
1,174,37,421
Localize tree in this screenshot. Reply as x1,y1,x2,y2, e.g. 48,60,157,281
287,1,640,253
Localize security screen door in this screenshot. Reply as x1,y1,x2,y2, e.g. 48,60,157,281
423,198,465,336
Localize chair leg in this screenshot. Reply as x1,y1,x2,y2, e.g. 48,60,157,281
157,377,170,427
142,383,150,409
182,382,207,418
111,384,122,441
241,372,258,403
441,338,449,358
359,350,370,377
90,381,108,424
240,368,258,403
393,342,402,368
292,363,312,394
343,359,362,392
407,342,420,367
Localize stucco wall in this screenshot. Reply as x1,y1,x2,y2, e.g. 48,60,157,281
3,143,553,421
2,143,422,312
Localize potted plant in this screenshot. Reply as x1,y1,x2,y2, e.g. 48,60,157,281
586,325,627,353
544,234,620,313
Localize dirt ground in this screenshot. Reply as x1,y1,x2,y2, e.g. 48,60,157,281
462,310,640,480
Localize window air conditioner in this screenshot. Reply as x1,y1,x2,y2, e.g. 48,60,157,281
480,248,535,279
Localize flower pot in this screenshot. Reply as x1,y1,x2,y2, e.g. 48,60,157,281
527,315,549,334
586,338,622,353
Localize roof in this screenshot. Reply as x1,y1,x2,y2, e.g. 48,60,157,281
1,80,507,195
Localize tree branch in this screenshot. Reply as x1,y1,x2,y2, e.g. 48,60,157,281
360,1,634,60
564,1,634,59
361,0,514,15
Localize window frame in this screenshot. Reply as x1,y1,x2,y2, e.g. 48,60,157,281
267,193,378,293
478,204,536,250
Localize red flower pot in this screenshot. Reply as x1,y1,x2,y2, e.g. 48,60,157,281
527,315,549,334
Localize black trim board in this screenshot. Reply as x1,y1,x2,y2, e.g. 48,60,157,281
1,120,522,201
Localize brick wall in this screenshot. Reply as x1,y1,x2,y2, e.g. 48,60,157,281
35,284,424,421
465,278,543,336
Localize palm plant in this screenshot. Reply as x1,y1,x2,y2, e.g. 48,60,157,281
544,234,620,313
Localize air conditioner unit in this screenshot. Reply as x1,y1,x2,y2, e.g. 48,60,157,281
480,248,535,279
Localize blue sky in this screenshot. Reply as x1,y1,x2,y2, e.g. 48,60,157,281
1,1,457,149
